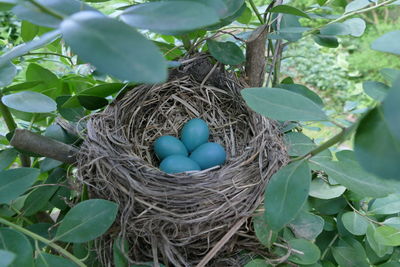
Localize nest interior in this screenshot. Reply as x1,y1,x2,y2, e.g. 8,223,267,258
77,62,288,267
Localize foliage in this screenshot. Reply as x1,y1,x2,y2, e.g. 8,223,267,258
0,0,399,266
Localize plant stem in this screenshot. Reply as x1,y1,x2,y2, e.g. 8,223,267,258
0,217,86,267
321,234,338,260
306,0,397,36
0,93,31,167
27,0,64,20
291,123,357,162
248,0,264,24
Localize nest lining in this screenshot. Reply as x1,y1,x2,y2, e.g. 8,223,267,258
76,69,288,266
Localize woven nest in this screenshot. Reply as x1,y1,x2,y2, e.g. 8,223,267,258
76,58,288,267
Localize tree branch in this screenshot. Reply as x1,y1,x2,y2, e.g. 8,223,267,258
10,129,78,164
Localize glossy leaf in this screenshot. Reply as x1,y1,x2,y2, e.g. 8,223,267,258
310,197,347,215
363,81,389,101
0,168,40,204
278,84,323,107
241,87,327,121
288,239,321,265
61,11,167,83
371,31,400,55
0,250,15,266
78,95,108,110
207,40,245,65
383,217,400,229
320,23,350,36
343,18,366,37
56,96,85,122
79,83,124,98
0,61,17,87
341,211,368,235
265,161,311,231
0,148,18,170
2,91,57,113
26,63,60,92
270,5,310,19
0,228,33,267
374,226,400,246
2,81,43,93
0,29,60,68
36,253,78,267
289,211,324,240
309,159,399,197
309,178,346,199
120,2,220,35
332,246,369,267
21,20,38,42
369,194,400,215
113,238,129,267
313,35,339,48
345,0,370,13
354,106,400,180
55,199,118,243
12,0,96,28
366,223,393,257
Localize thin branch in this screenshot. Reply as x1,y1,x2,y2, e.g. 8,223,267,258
248,0,264,24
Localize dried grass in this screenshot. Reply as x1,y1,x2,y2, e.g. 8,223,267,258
76,62,288,266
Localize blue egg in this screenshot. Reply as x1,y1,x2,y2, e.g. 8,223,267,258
181,118,209,152
190,142,226,170
160,155,201,174
154,136,188,160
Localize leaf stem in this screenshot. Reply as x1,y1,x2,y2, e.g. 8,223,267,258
27,0,65,20
248,0,264,24
0,217,87,267
291,124,357,162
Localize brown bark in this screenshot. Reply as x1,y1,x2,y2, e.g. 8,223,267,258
245,25,268,87
10,129,78,164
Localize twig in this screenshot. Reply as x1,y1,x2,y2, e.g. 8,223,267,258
248,0,264,24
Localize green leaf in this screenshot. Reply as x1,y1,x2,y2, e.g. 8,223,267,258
241,87,327,121
253,216,277,248
55,199,118,243
363,81,389,101
0,61,17,88
366,223,393,258
2,91,57,113
383,217,400,229
236,5,252,24
244,259,271,267
332,246,369,267
320,23,350,36
370,194,400,215
383,86,400,140
309,159,398,197
381,68,400,83
288,239,321,265
343,18,366,37
0,168,40,204
2,81,42,93
275,14,302,42
318,0,329,5
44,124,75,144
26,223,56,249
0,228,33,267
265,161,311,231
21,20,38,42
0,30,61,67
120,1,220,35
26,63,60,93
354,106,400,180
77,95,108,110
341,211,369,235
56,96,85,122
288,211,324,240
313,35,339,48
270,5,310,19
0,148,18,170
35,253,78,267
61,11,167,84
79,83,124,98
310,197,347,215
12,0,96,28
0,250,15,266
207,40,244,65
371,31,400,55
113,238,129,267
374,226,400,246
309,178,346,199
345,0,370,13
277,84,324,107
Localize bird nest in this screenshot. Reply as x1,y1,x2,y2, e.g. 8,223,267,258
76,59,288,266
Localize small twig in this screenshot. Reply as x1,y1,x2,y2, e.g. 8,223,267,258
273,242,305,255
248,0,264,24
321,234,338,260
344,197,384,226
